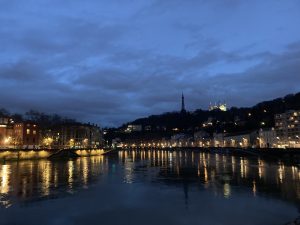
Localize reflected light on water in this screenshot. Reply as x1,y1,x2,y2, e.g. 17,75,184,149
0,150,299,216
41,162,51,196
0,165,10,195
68,160,74,190
231,156,236,174
278,164,285,184
223,183,231,198
117,150,300,208
82,158,89,187
240,158,249,179
253,180,257,197
0,156,108,207
124,156,134,184
0,164,11,208
258,159,264,179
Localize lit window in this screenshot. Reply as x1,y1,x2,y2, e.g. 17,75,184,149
26,129,30,135
33,130,37,135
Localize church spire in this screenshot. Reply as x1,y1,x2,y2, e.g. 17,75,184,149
181,92,186,113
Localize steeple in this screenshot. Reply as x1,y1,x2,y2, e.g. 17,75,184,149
181,93,186,113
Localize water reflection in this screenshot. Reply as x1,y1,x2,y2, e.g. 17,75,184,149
0,156,108,207
0,150,299,216
0,165,10,195
119,150,300,209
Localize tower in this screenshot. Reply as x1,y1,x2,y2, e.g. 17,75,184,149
181,93,186,113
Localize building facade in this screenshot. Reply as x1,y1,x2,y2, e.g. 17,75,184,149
194,130,211,147
171,133,193,147
275,110,300,148
0,117,14,148
41,123,103,149
13,122,39,149
222,131,259,148
258,128,277,148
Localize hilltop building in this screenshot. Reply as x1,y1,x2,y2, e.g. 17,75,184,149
125,124,142,133
209,102,227,112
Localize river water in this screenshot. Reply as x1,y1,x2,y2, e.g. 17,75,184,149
0,150,299,225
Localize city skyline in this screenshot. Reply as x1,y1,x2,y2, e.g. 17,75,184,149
0,1,300,126
1,91,299,128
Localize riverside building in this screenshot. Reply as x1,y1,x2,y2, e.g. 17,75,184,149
275,110,300,148
43,123,103,149
13,121,39,149
0,116,14,148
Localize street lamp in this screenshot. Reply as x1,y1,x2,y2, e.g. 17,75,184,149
70,138,75,148
4,137,12,148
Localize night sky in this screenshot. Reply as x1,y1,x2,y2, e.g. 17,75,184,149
0,0,300,127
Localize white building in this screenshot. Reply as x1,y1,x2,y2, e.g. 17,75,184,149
258,128,277,148
223,131,259,148
213,133,225,147
194,130,211,147
171,133,192,147
209,102,227,112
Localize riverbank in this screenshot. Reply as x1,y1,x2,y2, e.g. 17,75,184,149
121,147,300,164
0,148,105,161
1,147,300,163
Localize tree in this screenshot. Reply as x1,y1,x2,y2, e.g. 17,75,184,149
0,108,10,116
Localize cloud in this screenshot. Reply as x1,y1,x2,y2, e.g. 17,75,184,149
0,60,44,81
1,42,300,126
0,0,299,126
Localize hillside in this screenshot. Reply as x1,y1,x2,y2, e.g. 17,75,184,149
120,92,300,135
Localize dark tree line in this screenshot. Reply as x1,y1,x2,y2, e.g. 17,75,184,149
0,109,77,128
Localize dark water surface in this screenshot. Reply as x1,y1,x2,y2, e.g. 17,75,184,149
0,150,299,225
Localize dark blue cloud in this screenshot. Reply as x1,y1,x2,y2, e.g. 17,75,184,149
0,0,299,126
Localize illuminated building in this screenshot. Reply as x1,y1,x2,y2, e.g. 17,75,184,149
125,124,142,133
0,117,13,147
209,102,227,112
221,131,259,148
50,123,103,149
13,121,39,149
194,130,210,147
275,110,300,148
171,133,192,147
202,117,214,127
258,128,277,148
213,133,225,147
